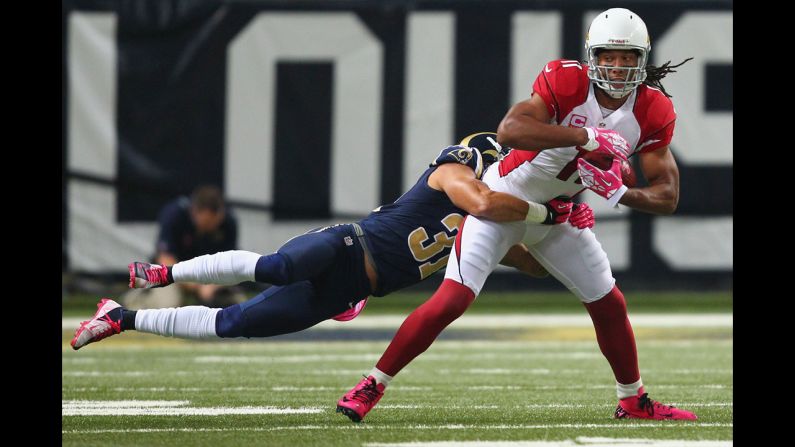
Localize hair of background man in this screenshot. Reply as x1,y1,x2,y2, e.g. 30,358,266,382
190,185,225,213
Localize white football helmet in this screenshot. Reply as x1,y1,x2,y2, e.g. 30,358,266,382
585,8,650,99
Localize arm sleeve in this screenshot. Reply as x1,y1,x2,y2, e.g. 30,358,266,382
638,120,676,153
531,67,556,118
530,60,590,124
636,89,677,154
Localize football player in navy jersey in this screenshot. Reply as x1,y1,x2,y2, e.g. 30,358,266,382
71,132,595,350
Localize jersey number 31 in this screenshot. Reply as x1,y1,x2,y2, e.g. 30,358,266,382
408,213,464,279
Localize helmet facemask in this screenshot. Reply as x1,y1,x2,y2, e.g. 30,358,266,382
587,47,647,99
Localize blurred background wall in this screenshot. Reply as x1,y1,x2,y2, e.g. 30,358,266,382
62,0,732,292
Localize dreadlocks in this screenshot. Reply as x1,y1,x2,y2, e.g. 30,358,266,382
644,57,694,98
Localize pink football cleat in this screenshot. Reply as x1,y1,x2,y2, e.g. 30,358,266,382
332,298,369,322
129,262,170,288
614,387,698,420
70,298,123,350
336,375,385,422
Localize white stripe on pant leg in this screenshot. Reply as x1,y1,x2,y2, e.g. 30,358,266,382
135,306,222,339
171,250,262,285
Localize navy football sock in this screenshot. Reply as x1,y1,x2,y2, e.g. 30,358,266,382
120,309,137,331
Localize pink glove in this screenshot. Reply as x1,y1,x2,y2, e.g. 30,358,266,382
581,127,630,161
542,196,573,225
577,156,628,207
569,203,595,229
332,298,368,322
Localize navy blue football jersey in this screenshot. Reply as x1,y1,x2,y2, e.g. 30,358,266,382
358,145,491,296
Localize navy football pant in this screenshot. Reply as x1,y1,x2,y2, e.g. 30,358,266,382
215,224,372,338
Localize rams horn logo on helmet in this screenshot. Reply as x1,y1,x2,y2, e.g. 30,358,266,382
453,148,473,163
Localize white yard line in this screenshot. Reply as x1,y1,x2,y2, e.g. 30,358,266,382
377,403,731,410
188,352,604,363
63,313,732,331
63,384,732,393
63,400,189,407
62,371,152,376
62,371,215,376
467,384,730,390
436,369,732,375
575,439,730,446
63,423,733,434
61,400,322,416
58,397,732,410
63,385,433,392
63,407,323,416
194,354,380,363
365,439,732,447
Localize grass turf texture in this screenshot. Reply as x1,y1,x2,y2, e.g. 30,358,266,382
62,304,732,446
62,290,733,316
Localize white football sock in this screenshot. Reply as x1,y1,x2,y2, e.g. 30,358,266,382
369,367,393,388
172,250,261,285
135,306,221,339
616,378,643,399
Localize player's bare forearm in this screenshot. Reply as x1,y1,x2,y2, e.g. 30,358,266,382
433,164,529,222
497,97,589,151
451,180,529,222
620,146,679,214
619,182,678,214
499,244,549,278
498,114,588,151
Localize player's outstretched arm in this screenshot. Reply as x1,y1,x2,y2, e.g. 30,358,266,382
430,163,570,224
618,146,679,215
429,163,529,221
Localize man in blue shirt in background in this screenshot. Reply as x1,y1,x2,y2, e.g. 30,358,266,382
123,185,241,309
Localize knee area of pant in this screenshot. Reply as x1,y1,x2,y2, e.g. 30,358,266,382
255,253,292,284
215,304,247,338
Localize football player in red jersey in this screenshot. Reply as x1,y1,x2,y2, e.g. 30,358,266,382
338,8,697,423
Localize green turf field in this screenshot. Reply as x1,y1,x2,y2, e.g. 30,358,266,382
62,290,733,316
62,291,732,446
